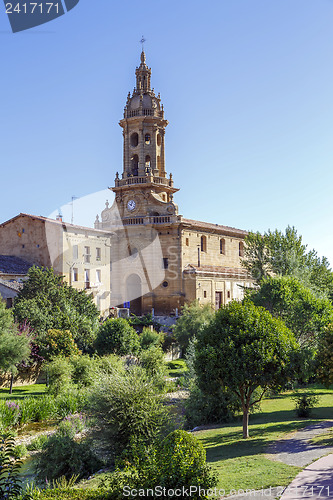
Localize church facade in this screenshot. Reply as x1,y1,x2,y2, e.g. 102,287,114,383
94,51,252,316
0,51,252,316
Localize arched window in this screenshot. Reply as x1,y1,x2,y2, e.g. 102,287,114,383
201,235,207,253
145,155,151,171
145,134,151,144
130,132,139,147
239,241,244,257
131,154,139,176
220,238,225,255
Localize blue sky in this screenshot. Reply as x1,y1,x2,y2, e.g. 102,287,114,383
1,1,333,263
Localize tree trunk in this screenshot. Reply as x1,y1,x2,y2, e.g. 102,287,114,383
9,373,14,394
242,408,249,439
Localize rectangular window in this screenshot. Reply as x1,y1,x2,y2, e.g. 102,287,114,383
84,246,91,263
96,247,101,261
186,238,189,246
72,268,78,282
163,258,169,269
96,269,101,283
73,245,78,260
84,269,90,289
203,291,207,298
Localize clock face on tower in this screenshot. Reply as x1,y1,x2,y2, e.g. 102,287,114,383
127,199,136,211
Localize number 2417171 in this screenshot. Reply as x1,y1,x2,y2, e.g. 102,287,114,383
6,3,60,14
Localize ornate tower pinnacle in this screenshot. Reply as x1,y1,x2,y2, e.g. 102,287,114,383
118,51,168,179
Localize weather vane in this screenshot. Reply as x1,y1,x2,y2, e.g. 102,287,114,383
140,36,146,51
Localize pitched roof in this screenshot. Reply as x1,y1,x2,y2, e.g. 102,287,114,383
0,255,33,275
0,277,22,292
181,218,248,237
0,213,110,235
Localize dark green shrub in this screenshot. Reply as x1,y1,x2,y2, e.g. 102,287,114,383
88,367,170,455
140,346,166,377
46,356,74,396
139,327,164,350
70,355,98,387
156,430,217,494
35,433,102,483
185,384,241,428
293,392,319,418
102,431,217,500
95,319,140,356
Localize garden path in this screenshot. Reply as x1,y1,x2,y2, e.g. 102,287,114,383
266,420,333,467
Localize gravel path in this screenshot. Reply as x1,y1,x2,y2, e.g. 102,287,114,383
266,420,333,467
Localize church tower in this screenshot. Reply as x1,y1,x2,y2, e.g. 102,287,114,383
112,50,179,223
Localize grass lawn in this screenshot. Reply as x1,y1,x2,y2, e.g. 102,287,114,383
0,384,47,400
167,359,188,378
195,385,333,494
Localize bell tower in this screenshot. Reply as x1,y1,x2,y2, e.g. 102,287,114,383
111,50,179,223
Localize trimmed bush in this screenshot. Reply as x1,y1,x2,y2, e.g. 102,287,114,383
95,318,140,356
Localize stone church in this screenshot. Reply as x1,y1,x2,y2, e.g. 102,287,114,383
0,51,252,316
93,51,252,316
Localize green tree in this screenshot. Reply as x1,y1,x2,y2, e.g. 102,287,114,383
14,266,100,352
243,226,333,298
316,324,333,387
247,276,333,347
40,329,80,360
195,301,297,438
95,318,140,356
174,301,214,354
0,301,31,394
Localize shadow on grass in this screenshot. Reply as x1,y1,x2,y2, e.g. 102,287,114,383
201,419,320,463
0,386,46,400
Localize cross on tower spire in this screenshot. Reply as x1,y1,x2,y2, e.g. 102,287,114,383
140,35,146,51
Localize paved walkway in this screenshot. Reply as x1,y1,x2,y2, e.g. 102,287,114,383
280,454,333,500
266,420,333,467
221,421,333,500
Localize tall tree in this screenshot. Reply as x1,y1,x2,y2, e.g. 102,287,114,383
0,301,31,393
242,226,333,298
195,301,298,438
247,276,333,347
14,266,100,352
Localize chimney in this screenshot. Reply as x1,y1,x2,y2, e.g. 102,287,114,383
56,214,63,222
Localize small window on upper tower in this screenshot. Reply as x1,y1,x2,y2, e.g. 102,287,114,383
186,238,189,246
145,134,151,144
201,235,207,252
220,238,226,255
130,132,139,147
239,241,244,257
